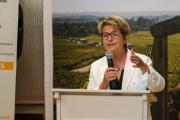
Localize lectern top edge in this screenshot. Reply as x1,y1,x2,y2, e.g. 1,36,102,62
52,88,150,95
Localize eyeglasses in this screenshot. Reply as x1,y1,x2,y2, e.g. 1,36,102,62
101,32,121,40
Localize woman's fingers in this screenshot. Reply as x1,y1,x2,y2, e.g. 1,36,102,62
130,49,139,65
104,68,117,82
107,67,116,71
130,49,149,74
130,56,140,66
131,49,135,55
130,49,144,67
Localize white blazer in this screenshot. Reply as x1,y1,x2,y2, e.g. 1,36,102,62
87,50,165,92
87,50,165,120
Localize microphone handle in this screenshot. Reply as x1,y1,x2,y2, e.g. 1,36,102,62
107,59,118,89
110,79,118,89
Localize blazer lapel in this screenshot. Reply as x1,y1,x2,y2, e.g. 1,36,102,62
122,50,136,90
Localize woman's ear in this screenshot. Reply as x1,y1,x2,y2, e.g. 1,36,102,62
124,35,128,44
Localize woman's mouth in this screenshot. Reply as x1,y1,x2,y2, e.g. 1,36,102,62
107,43,115,46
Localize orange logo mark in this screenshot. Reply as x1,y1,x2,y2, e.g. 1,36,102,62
0,62,13,70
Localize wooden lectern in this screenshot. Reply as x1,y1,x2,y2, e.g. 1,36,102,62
53,89,150,120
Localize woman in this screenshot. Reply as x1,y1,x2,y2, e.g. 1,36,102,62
87,16,165,120
87,16,165,92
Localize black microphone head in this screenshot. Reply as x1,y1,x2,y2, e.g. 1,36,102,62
105,51,112,60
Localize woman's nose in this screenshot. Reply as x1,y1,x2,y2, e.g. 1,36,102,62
107,35,113,41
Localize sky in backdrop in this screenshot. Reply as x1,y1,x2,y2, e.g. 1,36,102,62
53,0,180,13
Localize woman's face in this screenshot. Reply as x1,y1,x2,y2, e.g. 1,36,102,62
102,25,127,53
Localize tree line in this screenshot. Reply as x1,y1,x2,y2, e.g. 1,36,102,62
53,16,159,37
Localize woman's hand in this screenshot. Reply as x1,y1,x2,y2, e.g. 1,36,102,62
99,67,117,89
130,49,149,74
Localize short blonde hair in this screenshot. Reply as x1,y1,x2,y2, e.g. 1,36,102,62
98,16,131,37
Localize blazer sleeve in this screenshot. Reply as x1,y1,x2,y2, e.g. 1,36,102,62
146,57,165,92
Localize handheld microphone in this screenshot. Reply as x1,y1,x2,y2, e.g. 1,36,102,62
105,51,117,89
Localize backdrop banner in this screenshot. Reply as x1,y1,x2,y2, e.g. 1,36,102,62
0,0,19,120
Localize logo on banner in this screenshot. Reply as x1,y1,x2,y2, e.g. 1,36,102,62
0,62,13,70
